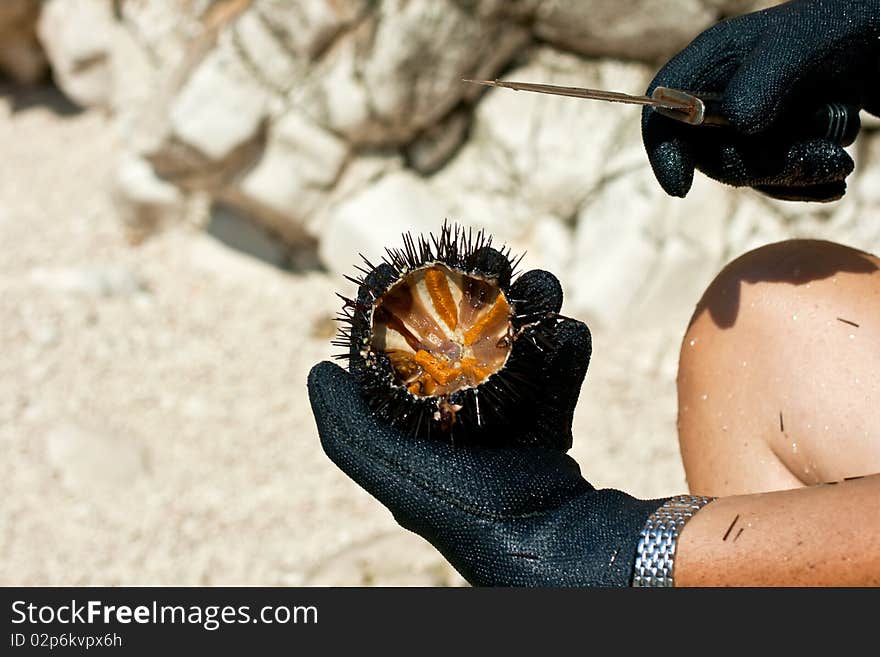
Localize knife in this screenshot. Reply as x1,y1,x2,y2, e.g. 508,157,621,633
462,79,859,146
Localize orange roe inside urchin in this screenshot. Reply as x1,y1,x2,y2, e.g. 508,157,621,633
370,263,513,397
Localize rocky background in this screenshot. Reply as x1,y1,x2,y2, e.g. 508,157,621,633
3,0,879,585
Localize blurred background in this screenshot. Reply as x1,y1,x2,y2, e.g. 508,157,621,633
3,0,880,585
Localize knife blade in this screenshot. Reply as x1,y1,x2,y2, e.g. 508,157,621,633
462,78,860,145
462,78,713,125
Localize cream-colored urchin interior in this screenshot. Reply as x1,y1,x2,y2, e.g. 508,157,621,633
370,264,513,397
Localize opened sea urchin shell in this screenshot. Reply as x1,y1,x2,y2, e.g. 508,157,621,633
333,223,559,441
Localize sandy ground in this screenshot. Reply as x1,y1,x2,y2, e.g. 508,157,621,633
0,84,685,585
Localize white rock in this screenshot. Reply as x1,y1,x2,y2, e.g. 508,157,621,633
108,0,209,149
853,134,880,208
106,19,164,151
205,203,289,269
442,196,536,248
525,215,575,274
115,154,181,207
602,111,652,180
319,170,456,274
430,144,531,239
505,214,574,280
569,168,667,328
434,50,652,237
254,0,369,59
405,108,471,175
661,173,733,261
860,110,880,131
301,0,528,144
299,27,372,142
303,154,403,239
234,112,349,236
837,139,880,250
534,0,716,62
724,194,790,257
115,0,204,70
632,236,720,329
37,0,116,108
169,49,269,162
360,0,527,140
219,10,301,97
723,196,756,256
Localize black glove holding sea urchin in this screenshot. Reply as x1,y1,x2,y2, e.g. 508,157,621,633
308,258,667,587
643,0,880,202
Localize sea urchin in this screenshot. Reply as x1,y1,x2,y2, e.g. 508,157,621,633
333,222,560,442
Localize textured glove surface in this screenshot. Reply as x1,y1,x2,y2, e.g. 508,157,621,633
642,0,880,201
308,270,664,586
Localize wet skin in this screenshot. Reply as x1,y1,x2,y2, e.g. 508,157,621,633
677,239,880,497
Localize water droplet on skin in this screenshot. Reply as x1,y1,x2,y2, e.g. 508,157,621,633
792,442,798,453
721,425,728,432
742,361,748,367
689,339,697,347
701,393,709,401
792,314,798,320
849,334,855,340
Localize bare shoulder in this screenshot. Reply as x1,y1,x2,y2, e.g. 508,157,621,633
678,240,880,497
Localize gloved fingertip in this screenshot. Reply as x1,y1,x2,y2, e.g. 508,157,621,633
531,317,592,451
805,141,854,178
307,360,350,398
648,139,695,198
552,317,592,366
781,139,855,186
509,269,563,317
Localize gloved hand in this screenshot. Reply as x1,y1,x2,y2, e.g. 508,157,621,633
642,0,880,202
308,269,666,586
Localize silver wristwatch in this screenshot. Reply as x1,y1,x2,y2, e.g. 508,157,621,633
632,494,715,587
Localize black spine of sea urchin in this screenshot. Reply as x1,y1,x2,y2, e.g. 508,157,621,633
333,221,559,443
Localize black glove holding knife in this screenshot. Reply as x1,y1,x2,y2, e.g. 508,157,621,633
471,0,880,202
642,0,880,202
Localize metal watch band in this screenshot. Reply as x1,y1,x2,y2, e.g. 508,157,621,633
632,494,715,587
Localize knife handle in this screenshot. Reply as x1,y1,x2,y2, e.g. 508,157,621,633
651,87,860,146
